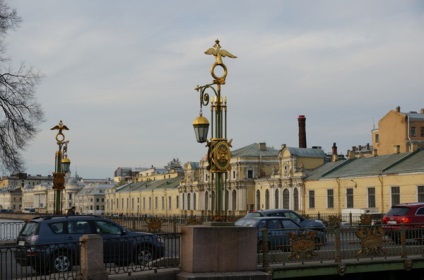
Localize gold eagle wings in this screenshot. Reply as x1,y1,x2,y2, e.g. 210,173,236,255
204,46,237,64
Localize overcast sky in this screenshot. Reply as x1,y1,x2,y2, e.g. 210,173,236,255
4,0,424,179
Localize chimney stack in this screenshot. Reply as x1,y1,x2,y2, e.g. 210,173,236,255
298,115,307,148
331,143,338,162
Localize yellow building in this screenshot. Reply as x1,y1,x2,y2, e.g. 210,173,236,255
105,160,183,216
0,173,52,189
303,148,424,218
372,106,424,155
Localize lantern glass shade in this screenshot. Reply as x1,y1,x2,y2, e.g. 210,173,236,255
193,114,209,143
61,157,71,173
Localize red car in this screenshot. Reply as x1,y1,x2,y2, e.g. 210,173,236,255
381,202,424,244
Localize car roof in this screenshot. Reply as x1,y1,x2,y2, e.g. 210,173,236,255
241,216,294,220
29,215,105,222
235,216,303,227
392,202,424,207
250,209,292,213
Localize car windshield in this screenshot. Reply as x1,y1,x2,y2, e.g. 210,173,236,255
94,220,122,234
19,222,39,236
244,212,262,218
234,218,258,227
281,219,301,229
386,207,411,216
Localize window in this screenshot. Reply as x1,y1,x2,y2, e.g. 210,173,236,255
162,197,165,210
176,195,179,209
418,186,424,202
95,221,121,235
283,189,289,209
168,197,171,209
205,192,209,211
69,221,91,234
256,190,261,210
327,189,334,208
421,127,424,137
232,190,236,211
368,187,376,208
411,126,416,137
294,188,299,211
346,188,354,208
309,190,315,208
50,223,64,234
391,186,400,206
265,190,270,209
247,170,253,179
274,189,279,208
375,133,379,143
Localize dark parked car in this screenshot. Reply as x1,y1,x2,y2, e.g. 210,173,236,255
15,215,165,273
382,202,424,244
235,216,327,252
244,209,326,232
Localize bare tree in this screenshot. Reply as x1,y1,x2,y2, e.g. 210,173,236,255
0,0,44,174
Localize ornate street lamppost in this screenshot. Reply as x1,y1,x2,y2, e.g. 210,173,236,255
192,39,237,220
51,120,71,215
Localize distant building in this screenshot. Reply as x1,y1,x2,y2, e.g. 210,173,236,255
0,173,52,189
372,106,424,155
105,159,184,216
304,147,424,217
75,182,116,215
0,188,22,211
113,167,146,183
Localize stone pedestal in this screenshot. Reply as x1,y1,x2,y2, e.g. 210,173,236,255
79,234,108,280
180,225,257,273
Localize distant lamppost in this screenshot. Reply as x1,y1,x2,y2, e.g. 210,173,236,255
192,39,237,220
51,120,71,215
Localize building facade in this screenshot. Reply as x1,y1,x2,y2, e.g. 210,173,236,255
372,106,424,155
303,147,424,219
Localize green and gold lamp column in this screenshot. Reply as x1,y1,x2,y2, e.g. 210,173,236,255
192,39,236,221
51,120,71,215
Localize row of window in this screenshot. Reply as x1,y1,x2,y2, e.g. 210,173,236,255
308,186,424,209
108,196,180,211
410,126,424,137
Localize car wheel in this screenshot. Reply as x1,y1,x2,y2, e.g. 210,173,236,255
134,246,154,266
52,252,72,272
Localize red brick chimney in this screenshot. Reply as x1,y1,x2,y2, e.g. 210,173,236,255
332,143,338,162
298,115,307,148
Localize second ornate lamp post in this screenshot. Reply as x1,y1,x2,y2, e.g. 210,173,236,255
192,39,237,220
51,120,71,215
